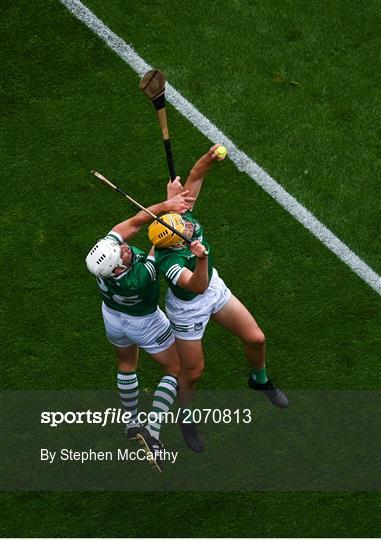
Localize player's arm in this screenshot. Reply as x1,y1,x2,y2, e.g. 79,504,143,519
139,256,158,286
176,241,209,294
182,144,223,205
166,176,184,198
112,192,195,241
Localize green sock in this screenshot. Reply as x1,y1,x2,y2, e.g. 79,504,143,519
146,375,178,439
251,367,268,384
117,371,139,426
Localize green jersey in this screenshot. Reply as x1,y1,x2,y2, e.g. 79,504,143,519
154,211,214,301
96,231,159,316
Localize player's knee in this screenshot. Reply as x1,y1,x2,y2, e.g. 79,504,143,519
246,329,265,348
255,330,266,346
155,343,180,375
183,365,204,385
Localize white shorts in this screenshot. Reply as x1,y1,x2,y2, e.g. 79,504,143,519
102,304,175,354
165,268,232,340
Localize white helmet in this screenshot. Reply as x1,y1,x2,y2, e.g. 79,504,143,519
86,239,123,278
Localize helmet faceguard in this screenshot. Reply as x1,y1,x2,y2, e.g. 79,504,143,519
148,213,186,248
85,239,130,278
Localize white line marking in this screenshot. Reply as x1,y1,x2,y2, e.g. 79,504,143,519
60,0,381,295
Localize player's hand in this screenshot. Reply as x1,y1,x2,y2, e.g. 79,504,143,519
165,190,195,214
190,240,208,258
167,176,183,199
208,144,222,160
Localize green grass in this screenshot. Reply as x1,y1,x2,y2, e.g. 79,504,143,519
83,0,381,274
0,0,380,537
0,492,380,537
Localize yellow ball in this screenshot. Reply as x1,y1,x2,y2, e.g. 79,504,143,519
214,145,228,160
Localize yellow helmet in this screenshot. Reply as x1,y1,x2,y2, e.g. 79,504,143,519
148,213,185,248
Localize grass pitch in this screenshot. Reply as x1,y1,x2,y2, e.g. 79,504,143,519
0,0,380,536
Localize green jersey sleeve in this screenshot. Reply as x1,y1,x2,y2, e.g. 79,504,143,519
154,212,213,301
136,256,158,286
158,253,188,286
